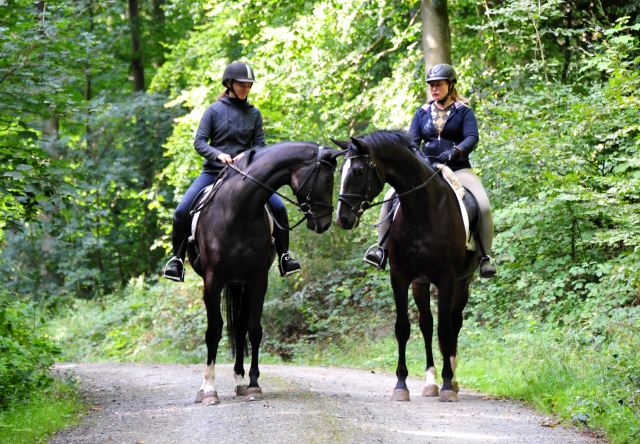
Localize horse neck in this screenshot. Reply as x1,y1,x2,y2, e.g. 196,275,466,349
225,144,314,218
375,146,449,219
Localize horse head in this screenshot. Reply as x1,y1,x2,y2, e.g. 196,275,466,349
332,137,385,230
291,147,345,234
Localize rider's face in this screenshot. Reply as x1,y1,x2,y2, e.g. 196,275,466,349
230,81,252,100
428,80,449,102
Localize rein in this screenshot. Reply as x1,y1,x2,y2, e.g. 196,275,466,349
338,154,441,226
227,146,335,231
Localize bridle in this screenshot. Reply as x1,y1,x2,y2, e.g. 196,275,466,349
338,150,441,223
337,154,384,215
227,146,336,231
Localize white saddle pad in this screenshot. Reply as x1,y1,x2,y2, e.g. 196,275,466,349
436,164,476,251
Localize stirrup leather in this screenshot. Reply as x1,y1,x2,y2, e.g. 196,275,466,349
279,251,301,276
163,256,185,282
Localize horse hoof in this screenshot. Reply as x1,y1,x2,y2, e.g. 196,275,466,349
202,391,220,406
194,390,204,403
439,390,458,402
390,389,410,402
452,381,459,393
245,387,263,402
422,384,439,397
235,385,248,396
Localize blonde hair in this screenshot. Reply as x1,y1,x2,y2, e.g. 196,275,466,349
450,85,471,108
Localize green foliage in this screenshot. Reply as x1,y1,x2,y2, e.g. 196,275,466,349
0,380,86,444
0,296,60,406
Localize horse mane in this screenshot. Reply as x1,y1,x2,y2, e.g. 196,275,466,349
357,129,412,154
235,149,257,171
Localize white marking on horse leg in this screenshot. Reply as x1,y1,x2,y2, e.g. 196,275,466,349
451,356,458,383
199,364,216,394
425,366,437,387
234,371,247,387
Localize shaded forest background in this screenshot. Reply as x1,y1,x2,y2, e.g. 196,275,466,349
1,0,640,440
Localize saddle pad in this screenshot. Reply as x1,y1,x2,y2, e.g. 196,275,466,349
436,164,476,251
189,181,274,244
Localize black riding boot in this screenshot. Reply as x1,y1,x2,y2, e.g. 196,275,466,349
479,255,497,278
272,226,301,277
364,246,388,271
163,217,188,282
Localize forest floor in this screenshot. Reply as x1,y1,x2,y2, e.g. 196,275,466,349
48,362,602,444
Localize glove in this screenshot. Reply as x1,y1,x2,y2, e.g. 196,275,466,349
437,147,462,164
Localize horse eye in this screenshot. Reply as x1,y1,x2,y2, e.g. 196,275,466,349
354,168,365,176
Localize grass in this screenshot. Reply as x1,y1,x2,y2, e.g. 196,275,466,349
0,381,87,444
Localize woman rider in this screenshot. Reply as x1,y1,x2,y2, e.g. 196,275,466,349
364,63,497,278
163,61,301,282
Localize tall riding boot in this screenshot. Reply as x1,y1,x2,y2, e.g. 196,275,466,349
272,226,301,277
163,216,189,282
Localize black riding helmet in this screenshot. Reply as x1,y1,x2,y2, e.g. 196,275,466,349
426,63,457,104
222,61,257,101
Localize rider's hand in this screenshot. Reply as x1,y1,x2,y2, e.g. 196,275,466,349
232,152,245,162
437,148,462,164
217,153,233,164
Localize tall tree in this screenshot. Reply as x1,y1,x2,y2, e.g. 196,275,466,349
129,0,145,91
421,0,452,98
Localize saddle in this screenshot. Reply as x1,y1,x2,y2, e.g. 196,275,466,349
385,164,479,251
187,152,275,270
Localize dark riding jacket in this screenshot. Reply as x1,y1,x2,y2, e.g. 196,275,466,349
408,100,479,171
194,96,266,174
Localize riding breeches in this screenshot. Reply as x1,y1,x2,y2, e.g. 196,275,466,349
376,168,494,258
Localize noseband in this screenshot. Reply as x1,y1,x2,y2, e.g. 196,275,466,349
228,146,335,231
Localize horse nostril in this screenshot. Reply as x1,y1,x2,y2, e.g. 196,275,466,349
338,216,350,228
319,221,331,232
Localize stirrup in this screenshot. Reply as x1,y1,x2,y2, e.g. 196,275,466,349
163,256,185,282
363,244,386,269
279,251,301,277
479,255,497,278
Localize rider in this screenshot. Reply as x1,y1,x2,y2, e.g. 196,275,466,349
163,61,302,282
364,63,497,278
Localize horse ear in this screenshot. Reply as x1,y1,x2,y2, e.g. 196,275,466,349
350,137,367,154
323,148,347,161
330,139,350,150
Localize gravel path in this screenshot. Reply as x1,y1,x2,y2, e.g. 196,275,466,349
50,362,600,444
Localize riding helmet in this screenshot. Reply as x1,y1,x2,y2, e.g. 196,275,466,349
221,62,257,87
426,63,457,84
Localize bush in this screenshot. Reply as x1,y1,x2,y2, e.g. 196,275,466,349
0,298,60,406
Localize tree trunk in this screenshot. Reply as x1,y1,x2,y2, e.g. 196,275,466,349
150,0,165,68
421,0,452,100
128,0,145,91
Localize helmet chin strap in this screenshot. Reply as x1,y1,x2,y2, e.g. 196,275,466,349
227,80,248,103
437,81,454,105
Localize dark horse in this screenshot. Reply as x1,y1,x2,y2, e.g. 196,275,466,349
188,142,344,405
333,130,477,402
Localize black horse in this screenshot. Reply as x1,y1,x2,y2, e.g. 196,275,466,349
188,142,344,405
333,130,477,402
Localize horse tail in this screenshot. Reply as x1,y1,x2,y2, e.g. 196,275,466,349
223,284,249,359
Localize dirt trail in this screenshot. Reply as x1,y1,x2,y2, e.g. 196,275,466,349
50,362,599,444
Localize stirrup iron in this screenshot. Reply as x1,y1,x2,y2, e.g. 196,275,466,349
163,256,185,282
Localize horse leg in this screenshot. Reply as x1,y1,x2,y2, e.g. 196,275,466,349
436,277,459,402
196,274,224,406
450,281,470,394
245,275,268,402
412,282,439,397
390,272,412,401
230,285,250,397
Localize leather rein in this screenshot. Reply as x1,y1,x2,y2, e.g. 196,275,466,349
227,146,335,231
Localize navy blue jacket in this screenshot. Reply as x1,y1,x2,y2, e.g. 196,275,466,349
408,101,479,171
194,96,266,173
